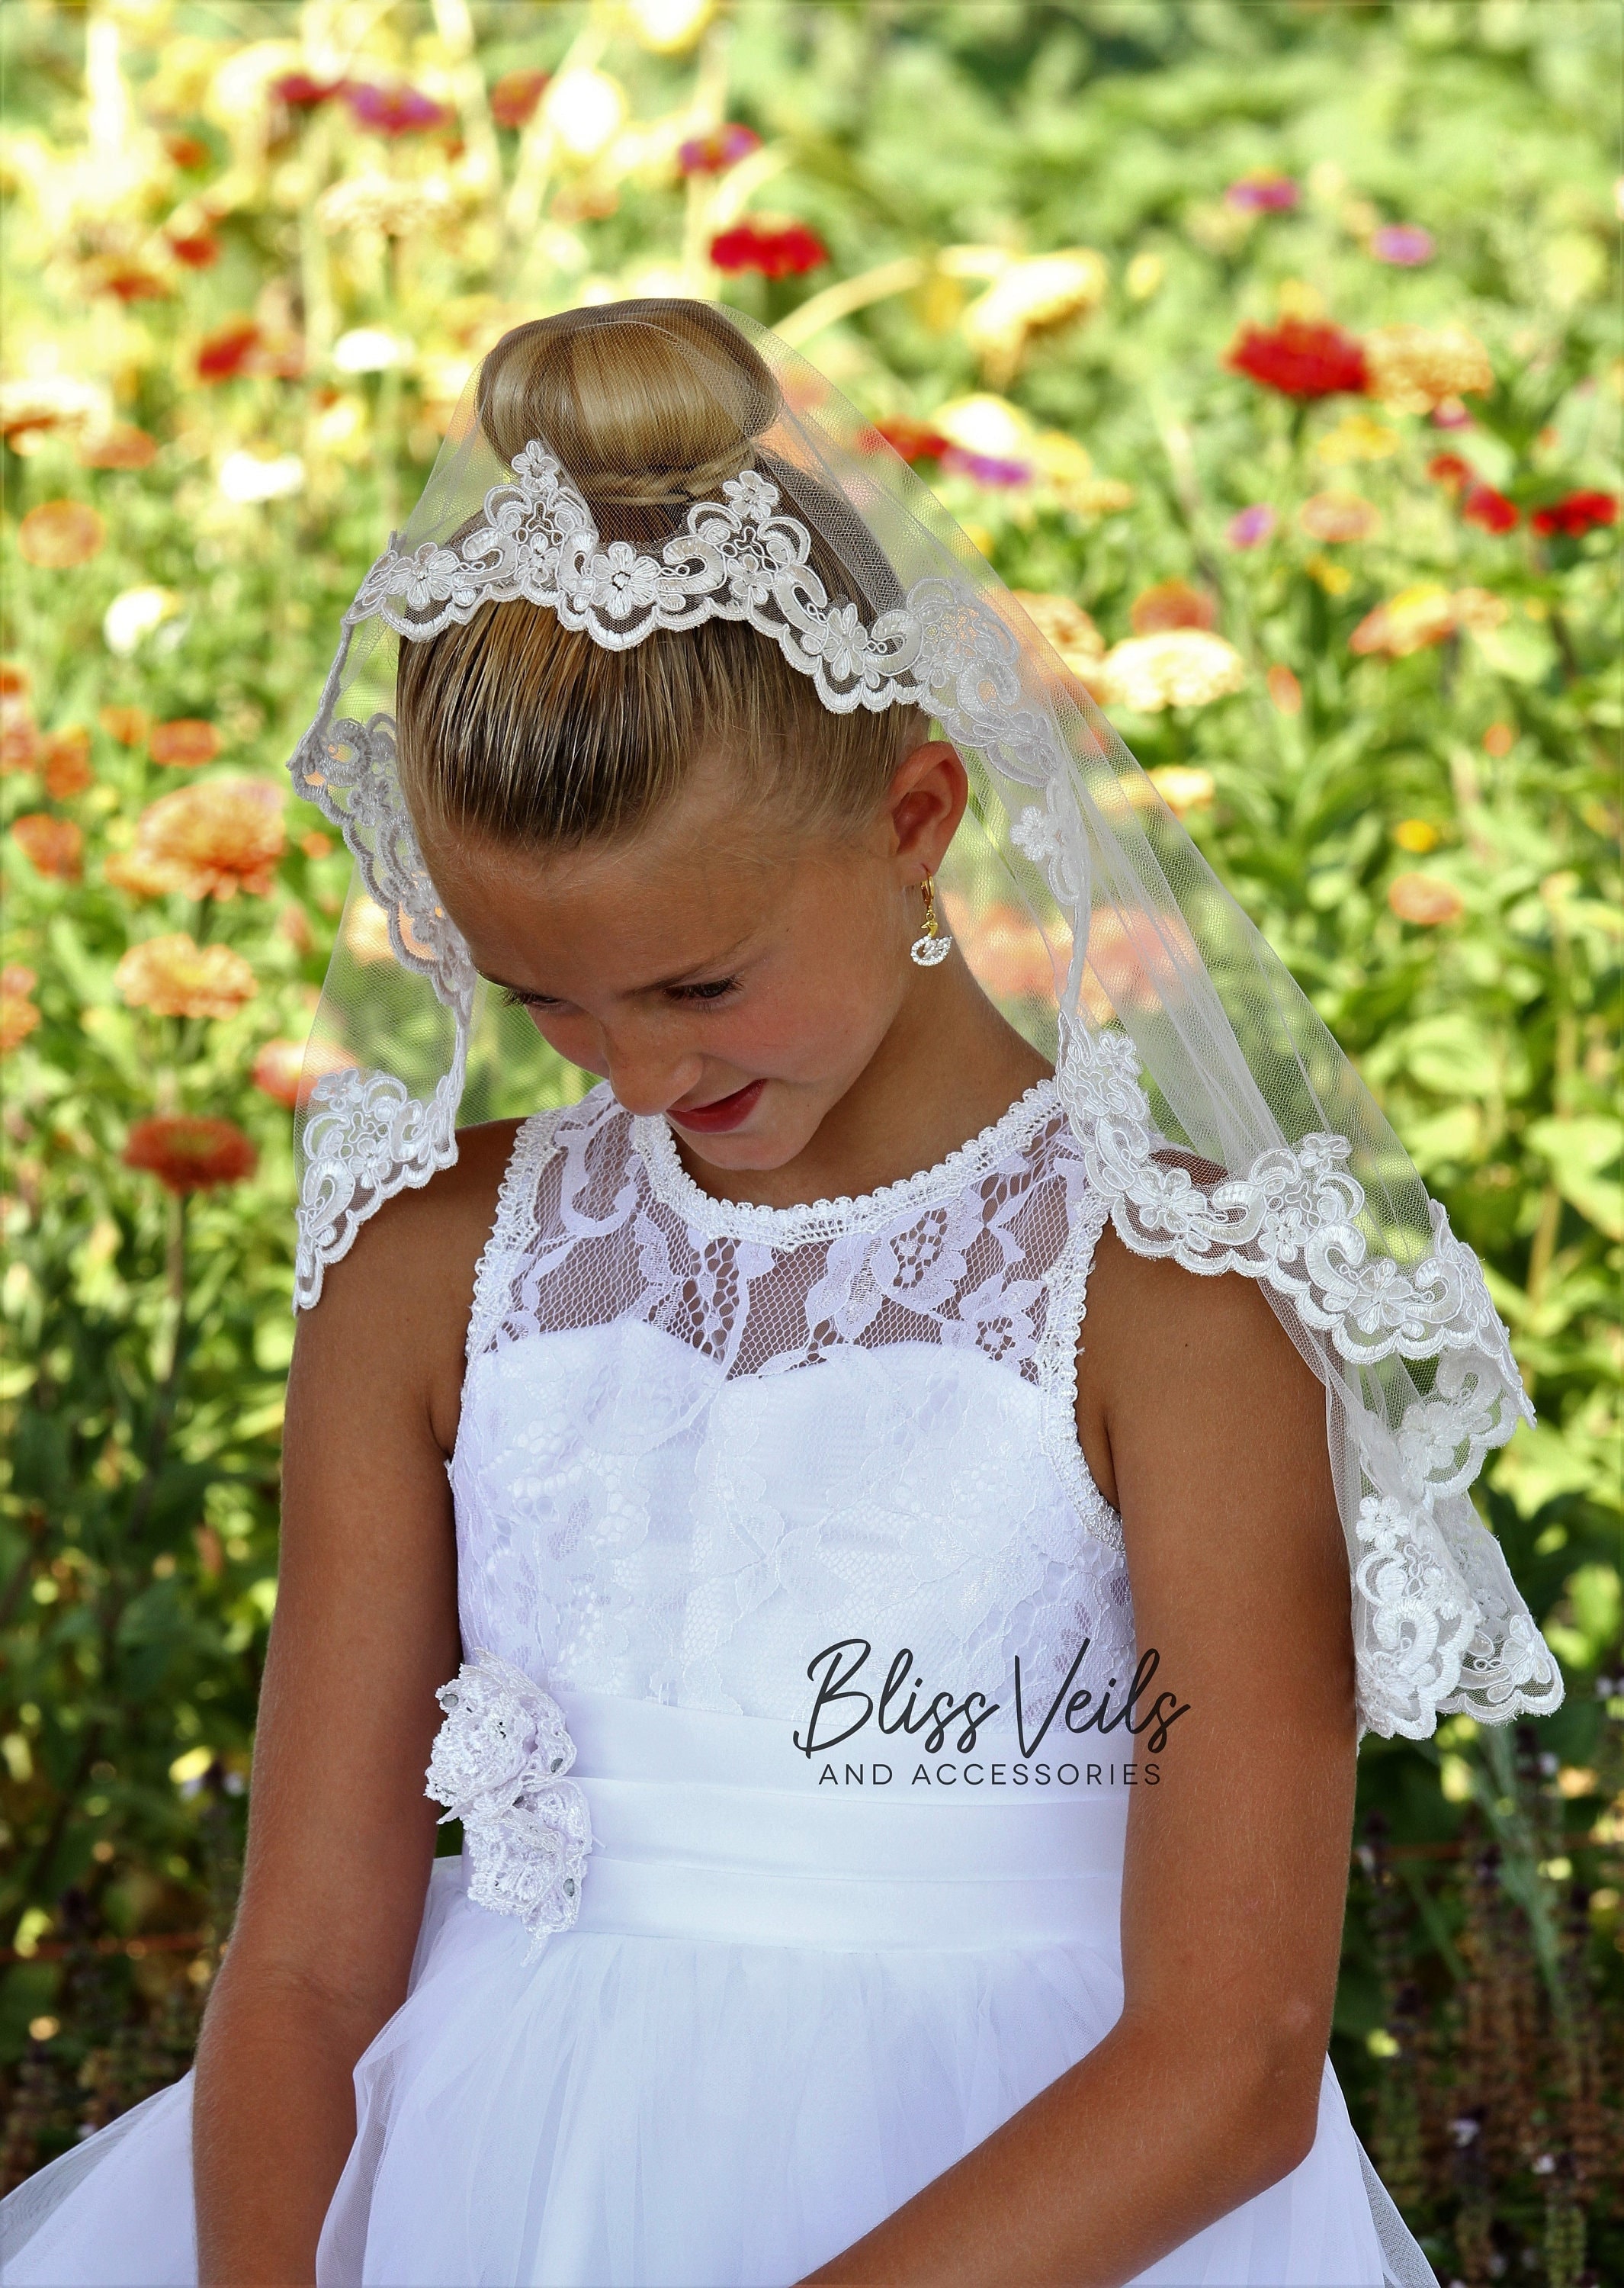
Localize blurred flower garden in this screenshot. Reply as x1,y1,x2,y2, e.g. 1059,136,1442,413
1,1,1620,2276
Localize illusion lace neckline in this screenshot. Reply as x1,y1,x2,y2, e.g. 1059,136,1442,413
629,1073,1061,1244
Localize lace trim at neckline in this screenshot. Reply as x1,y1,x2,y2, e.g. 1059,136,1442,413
629,1074,1061,1242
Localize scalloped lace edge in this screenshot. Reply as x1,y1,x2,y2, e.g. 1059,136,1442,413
464,1108,570,1363
1033,1184,1122,1554
630,1075,1061,1245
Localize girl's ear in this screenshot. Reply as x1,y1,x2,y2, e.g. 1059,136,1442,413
883,739,970,876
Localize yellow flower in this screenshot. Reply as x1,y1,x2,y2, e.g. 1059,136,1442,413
1009,590,1106,673
316,174,453,238
1364,323,1493,413
1148,766,1217,817
116,934,258,1020
1350,584,1454,656
1392,820,1441,854
1314,412,1401,465
1093,631,1247,712
1304,554,1354,596
963,251,1108,387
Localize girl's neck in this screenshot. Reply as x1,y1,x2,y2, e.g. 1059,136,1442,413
669,953,1054,1213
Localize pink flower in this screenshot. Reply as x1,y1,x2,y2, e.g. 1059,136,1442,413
679,124,761,175
274,72,345,108
939,446,1031,487
1371,225,1435,267
1226,503,1276,549
343,82,449,137
1225,173,1298,214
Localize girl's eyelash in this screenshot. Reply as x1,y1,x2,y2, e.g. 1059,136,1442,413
502,979,740,1011
673,977,740,1004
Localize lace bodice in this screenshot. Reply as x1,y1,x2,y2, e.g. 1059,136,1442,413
450,1076,1132,1724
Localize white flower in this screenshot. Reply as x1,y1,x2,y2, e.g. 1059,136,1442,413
1011,804,1064,863
218,450,306,504
425,1649,593,1960
332,327,411,375
544,67,627,161
103,585,181,656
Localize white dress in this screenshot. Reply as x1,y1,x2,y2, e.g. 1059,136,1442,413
2,1076,1437,2288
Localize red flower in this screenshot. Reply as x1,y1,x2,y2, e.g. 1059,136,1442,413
1426,453,1472,488
1224,320,1369,400
168,232,220,269
678,123,761,175
101,268,170,304
1461,483,1519,535
124,1115,257,1195
197,320,262,383
709,219,828,279
489,69,548,130
863,418,952,464
344,82,449,137
1532,490,1617,538
274,72,345,108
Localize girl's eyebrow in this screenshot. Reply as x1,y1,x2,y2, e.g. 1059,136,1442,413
481,935,753,1000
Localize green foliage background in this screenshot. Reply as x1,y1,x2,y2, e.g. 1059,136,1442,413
1,3,1619,2277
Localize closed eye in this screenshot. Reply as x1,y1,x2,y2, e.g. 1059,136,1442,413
670,977,740,1004
502,977,741,1011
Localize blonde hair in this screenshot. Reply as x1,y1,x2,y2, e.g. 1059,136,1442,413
396,301,924,850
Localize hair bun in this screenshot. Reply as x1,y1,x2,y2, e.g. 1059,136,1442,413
477,300,779,529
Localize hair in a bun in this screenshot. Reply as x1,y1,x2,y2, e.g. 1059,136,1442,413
398,300,924,850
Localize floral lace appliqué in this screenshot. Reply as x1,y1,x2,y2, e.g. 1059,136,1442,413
424,1649,593,1962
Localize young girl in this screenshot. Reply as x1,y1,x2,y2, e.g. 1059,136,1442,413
2,300,1560,2288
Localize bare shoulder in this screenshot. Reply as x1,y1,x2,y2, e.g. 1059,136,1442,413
1074,1220,1338,1543
290,1117,525,1457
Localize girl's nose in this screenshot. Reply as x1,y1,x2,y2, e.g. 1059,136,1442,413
599,1032,705,1119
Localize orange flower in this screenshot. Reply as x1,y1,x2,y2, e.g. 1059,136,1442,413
98,704,152,748
1298,492,1382,544
18,500,105,568
1388,874,1464,926
115,933,258,1019
1266,664,1303,715
42,726,93,799
149,718,221,769
0,662,29,696
10,813,83,880
2,694,39,773
252,1037,359,1109
124,1114,257,1194
1482,721,1516,757
123,778,285,900
1129,579,1217,636
0,965,41,1053
77,426,159,471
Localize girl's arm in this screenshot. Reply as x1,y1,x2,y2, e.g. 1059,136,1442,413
190,1123,518,2288
801,1226,1358,2288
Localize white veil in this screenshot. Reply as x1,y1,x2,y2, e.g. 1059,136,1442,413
284,299,1561,1747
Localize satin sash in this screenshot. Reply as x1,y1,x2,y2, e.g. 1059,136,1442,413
531,1685,1131,1952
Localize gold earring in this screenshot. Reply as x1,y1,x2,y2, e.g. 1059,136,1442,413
909,875,952,967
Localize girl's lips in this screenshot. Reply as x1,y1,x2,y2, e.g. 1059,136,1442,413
669,1077,766,1133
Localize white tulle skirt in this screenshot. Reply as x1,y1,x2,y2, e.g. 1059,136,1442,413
1,1688,1436,2288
